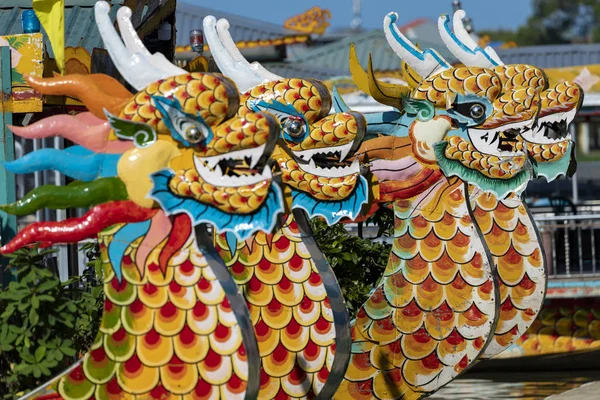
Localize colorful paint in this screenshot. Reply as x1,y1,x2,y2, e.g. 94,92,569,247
0,32,43,113
0,4,582,400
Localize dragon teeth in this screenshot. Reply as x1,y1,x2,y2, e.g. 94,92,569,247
194,157,272,188
300,157,360,178
338,141,354,162
293,141,355,162
199,144,266,170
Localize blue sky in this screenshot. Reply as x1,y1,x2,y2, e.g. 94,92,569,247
182,0,532,31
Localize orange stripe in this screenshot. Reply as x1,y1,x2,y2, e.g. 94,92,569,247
379,169,444,201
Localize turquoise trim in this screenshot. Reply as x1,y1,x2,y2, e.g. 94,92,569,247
290,175,369,225
150,169,284,240
387,12,450,69
440,13,499,67
533,141,572,182
108,220,152,282
249,99,309,143
152,96,214,147
434,142,531,199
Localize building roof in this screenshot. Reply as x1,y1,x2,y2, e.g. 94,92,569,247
496,44,600,69
288,20,458,74
175,2,298,48
260,62,347,81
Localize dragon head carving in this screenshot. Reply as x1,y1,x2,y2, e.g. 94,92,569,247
439,11,583,182
339,12,541,199
203,16,371,225
2,72,285,257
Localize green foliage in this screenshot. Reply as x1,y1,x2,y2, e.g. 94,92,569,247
480,0,600,46
311,216,391,317
0,243,103,399
71,242,104,355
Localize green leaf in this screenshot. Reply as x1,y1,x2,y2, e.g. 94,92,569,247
60,346,76,357
37,294,55,302
31,295,39,310
20,350,35,364
0,289,28,301
34,346,46,362
1,304,16,320
39,364,52,376
29,308,39,326
36,279,59,292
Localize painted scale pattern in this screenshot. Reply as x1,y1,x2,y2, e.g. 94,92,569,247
468,190,546,358
528,82,581,164
277,153,362,201
238,78,331,127
216,214,336,399
337,181,497,400
497,300,600,358
56,220,249,399
412,67,501,107
444,136,526,180
492,64,547,92
117,73,240,139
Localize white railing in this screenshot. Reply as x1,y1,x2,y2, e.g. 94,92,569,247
14,132,72,281
535,214,600,277
344,213,600,279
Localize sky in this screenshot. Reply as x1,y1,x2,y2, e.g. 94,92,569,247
181,0,532,32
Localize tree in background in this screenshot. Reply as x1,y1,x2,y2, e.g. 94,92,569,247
478,0,599,46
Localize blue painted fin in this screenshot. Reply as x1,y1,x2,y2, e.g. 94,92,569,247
225,231,238,255
108,219,152,282
3,146,119,181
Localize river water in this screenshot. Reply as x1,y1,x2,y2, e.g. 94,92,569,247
430,371,600,399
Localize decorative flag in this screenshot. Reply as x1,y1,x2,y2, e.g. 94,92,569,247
32,0,65,74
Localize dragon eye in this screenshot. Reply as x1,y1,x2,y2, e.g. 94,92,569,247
185,126,203,143
452,101,487,122
469,104,485,119
283,117,305,138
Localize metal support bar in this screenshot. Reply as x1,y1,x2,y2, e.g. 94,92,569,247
593,225,597,274
0,46,15,286
564,220,570,275
577,226,583,273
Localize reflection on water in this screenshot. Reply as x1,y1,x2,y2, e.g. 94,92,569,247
430,371,599,399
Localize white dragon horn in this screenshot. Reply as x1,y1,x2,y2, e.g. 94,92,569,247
203,15,266,93
438,10,504,68
383,12,451,79
215,18,283,83
116,6,187,78
95,1,165,90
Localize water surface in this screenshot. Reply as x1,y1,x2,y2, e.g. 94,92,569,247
430,371,599,399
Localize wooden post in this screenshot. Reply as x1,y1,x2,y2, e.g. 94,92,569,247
0,46,16,286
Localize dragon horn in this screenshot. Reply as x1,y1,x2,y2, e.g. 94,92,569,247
383,12,450,79
348,43,371,95
95,1,164,90
203,16,265,93
438,10,503,68
349,44,410,111
366,54,410,111
216,18,282,83
116,6,187,78
401,58,422,90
